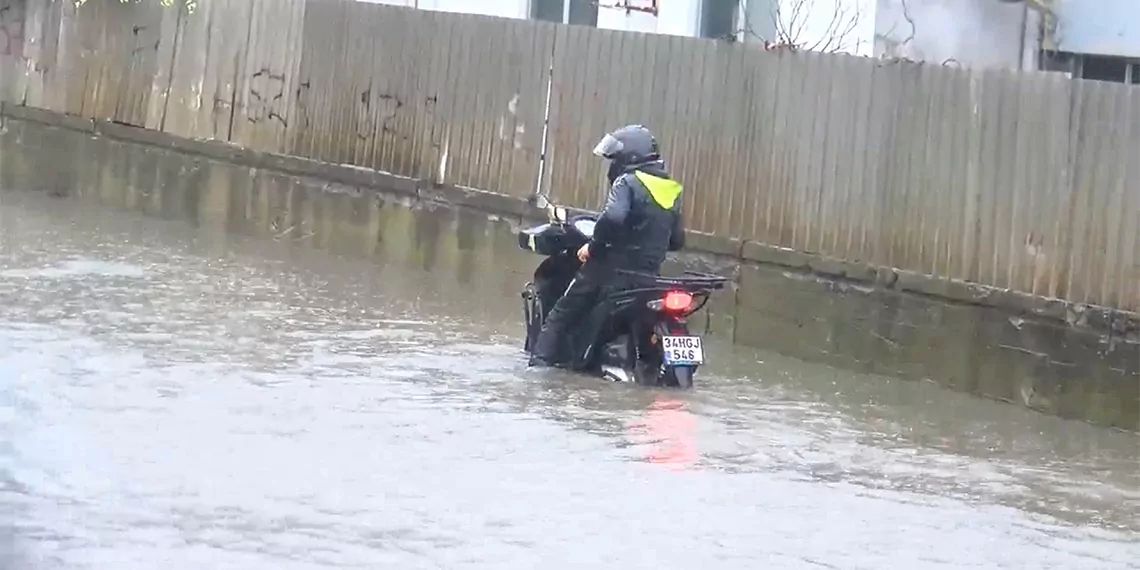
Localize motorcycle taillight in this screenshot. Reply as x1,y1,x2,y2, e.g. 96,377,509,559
663,291,693,311
648,290,693,312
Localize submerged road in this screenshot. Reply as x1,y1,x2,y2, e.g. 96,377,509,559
0,190,1137,570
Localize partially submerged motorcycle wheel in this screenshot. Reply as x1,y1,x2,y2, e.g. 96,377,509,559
661,365,694,389
598,362,696,389
600,365,634,383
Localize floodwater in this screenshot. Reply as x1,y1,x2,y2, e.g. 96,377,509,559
0,190,1137,570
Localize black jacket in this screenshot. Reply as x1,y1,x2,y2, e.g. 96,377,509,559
588,160,685,277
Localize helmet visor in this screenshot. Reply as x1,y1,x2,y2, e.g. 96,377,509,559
591,133,623,159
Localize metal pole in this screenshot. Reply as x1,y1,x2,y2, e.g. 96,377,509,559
562,0,571,24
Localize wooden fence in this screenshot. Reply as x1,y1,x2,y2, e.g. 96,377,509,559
1,0,1138,311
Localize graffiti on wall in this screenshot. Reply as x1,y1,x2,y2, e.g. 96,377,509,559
129,23,161,59
247,67,288,127
293,79,311,131
355,86,408,141
0,1,25,59
239,66,445,163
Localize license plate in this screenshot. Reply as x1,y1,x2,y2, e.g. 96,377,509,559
661,335,704,366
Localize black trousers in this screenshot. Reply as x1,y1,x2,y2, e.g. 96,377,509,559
532,267,613,365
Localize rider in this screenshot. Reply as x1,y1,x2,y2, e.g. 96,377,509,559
529,124,686,368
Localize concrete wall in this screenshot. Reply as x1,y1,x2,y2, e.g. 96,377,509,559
0,0,24,104
768,0,875,55
873,0,1037,68
357,0,527,20
356,0,874,52
357,0,687,35
1,105,1136,431
873,0,1140,68
258,0,1140,66
1052,0,1140,59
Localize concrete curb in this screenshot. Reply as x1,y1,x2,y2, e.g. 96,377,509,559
3,102,1136,340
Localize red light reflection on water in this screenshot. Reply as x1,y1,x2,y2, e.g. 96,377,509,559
625,394,698,470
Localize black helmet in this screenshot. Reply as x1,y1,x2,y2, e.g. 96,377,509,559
591,124,660,168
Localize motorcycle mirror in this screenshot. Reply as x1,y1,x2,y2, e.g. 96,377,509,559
530,193,566,223
533,193,550,210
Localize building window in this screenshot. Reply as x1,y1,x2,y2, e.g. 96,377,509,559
1039,51,1140,86
1039,50,1076,76
1081,55,1129,83
530,0,598,26
531,0,563,22
699,0,740,40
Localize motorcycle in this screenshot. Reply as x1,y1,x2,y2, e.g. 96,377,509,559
518,203,729,388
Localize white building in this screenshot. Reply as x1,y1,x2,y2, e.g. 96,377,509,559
362,1,1140,85
359,0,877,55
874,0,1140,84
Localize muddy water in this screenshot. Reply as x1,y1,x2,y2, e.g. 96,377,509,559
0,190,1136,570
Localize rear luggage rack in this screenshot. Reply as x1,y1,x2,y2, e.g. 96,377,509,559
613,269,730,291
